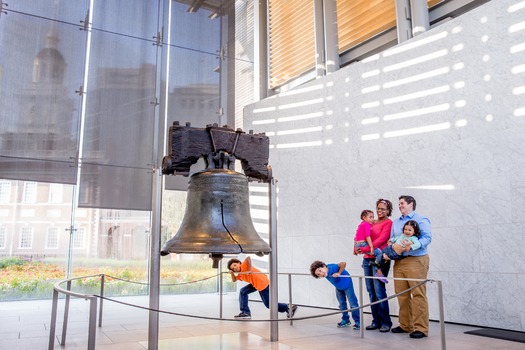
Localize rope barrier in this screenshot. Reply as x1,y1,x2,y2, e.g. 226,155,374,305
92,279,430,323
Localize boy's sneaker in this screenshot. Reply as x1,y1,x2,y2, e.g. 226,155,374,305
353,323,360,330
234,312,251,319
287,305,298,319
337,320,351,328
374,272,389,284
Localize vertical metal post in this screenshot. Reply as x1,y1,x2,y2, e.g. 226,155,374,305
410,0,430,36
98,274,105,327
48,289,59,350
87,297,98,350
359,277,364,338
61,280,72,345
395,0,413,43
148,168,163,350
323,0,340,73
219,267,223,319
288,273,293,325
313,0,326,77
269,177,279,341
437,280,447,350
255,0,269,100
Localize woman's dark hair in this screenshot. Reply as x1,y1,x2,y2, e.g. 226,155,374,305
227,258,241,271
399,195,417,210
403,220,421,237
376,198,393,217
309,260,326,278
360,209,374,220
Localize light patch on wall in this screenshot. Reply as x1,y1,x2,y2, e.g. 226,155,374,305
362,54,380,63
453,81,465,89
279,83,324,97
484,74,491,81
383,31,448,57
253,106,276,113
482,54,490,62
454,100,466,108
508,21,525,33
264,131,276,136
383,67,449,89
361,85,380,94
481,35,489,43
362,117,379,124
404,184,455,190
278,98,324,110
253,119,276,125
486,114,494,121
362,101,380,109
275,141,323,149
324,140,333,145
362,69,380,78
452,62,465,70
452,26,463,33
455,119,467,127
383,122,451,138
514,108,525,116
508,1,525,13
485,94,492,101
278,111,324,123
511,64,525,74
276,126,322,135
452,43,464,52
384,103,450,121
361,134,380,141
383,85,450,105
510,42,525,54
513,86,525,95
382,49,448,73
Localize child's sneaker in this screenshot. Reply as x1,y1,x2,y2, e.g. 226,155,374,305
353,323,360,330
374,272,389,284
287,305,298,318
337,320,351,328
234,312,251,319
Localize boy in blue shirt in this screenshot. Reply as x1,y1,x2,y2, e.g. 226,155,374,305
310,260,360,329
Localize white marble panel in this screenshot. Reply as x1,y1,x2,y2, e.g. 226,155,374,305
244,0,525,332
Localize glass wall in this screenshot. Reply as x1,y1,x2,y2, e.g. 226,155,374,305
0,0,250,300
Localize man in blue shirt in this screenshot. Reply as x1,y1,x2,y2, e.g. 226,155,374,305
310,261,360,329
390,195,432,339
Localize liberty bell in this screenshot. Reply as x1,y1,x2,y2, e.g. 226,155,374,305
160,122,272,267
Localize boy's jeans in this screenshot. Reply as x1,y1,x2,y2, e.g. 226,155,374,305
335,285,360,324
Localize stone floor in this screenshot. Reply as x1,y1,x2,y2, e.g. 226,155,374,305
0,293,522,350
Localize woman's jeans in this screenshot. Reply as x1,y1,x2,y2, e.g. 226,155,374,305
239,284,288,314
362,258,392,327
335,285,360,324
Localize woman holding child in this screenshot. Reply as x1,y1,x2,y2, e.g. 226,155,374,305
359,198,393,333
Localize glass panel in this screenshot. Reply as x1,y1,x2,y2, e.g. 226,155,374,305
0,180,73,300
79,0,160,210
165,1,221,129
0,0,87,184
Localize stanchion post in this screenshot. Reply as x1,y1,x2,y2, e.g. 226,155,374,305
437,280,446,350
288,273,293,325
48,289,59,350
87,297,98,350
99,274,105,327
219,267,223,319
359,276,364,338
61,280,72,345
269,177,279,341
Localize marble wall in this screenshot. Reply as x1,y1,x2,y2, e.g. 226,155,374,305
244,0,525,331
